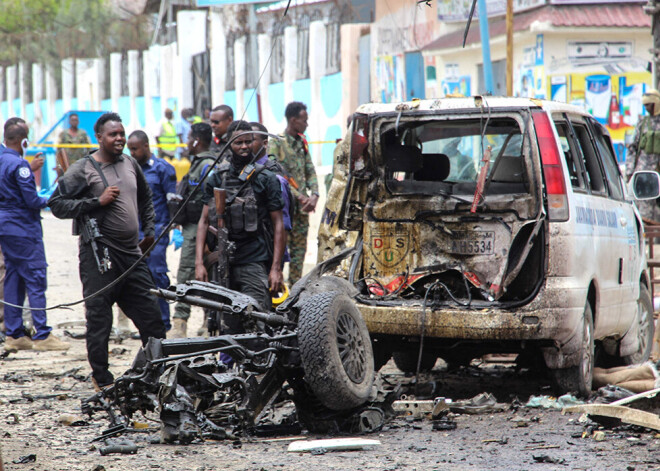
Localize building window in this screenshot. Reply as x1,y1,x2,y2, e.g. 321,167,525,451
326,22,340,75
226,32,236,91
297,15,310,80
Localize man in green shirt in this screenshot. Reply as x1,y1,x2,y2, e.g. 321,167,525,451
58,113,91,164
268,101,318,285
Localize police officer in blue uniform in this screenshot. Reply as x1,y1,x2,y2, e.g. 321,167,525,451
126,130,177,331
0,119,70,352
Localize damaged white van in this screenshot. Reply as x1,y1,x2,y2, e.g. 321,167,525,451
316,96,659,396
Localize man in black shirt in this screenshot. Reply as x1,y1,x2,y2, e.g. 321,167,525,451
48,112,166,389
195,120,285,320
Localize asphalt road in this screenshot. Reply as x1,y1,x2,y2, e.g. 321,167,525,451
0,213,659,470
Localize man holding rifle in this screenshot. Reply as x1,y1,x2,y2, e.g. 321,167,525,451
195,120,285,334
48,112,165,390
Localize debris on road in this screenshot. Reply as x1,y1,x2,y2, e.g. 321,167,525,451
562,404,660,431
98,440,138,456
11,454,36,464
449,392,507,414
525,394,583,410
287,438,381,453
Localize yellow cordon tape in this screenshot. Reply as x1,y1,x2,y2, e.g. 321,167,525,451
32,140,337,149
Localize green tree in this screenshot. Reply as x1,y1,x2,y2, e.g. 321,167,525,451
0,0,151,67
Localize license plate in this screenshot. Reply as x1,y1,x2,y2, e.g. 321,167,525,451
448,231,494,255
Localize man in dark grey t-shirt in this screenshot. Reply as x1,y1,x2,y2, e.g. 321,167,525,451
49,112,165,390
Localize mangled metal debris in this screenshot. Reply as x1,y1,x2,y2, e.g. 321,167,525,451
82,266,395,443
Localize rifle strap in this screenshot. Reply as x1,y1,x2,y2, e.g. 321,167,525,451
86,155,110,189
224,165,265,206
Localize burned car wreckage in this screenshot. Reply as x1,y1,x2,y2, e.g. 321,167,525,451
83,253,389,443
84,97,657,441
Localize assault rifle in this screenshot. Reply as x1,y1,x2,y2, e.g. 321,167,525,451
214,188,229,287
80,215,112,274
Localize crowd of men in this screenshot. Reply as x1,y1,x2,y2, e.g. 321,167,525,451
0,101,319,390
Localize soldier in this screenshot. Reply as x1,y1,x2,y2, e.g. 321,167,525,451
268,102,318,285
195,120,285,324
626,89,660,222
209,105,234,158
58,113,92,164
170,123,217,338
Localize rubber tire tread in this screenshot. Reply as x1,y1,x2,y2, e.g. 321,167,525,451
550,303,594,398
622,284,655,365
392,350,437,374
297,292,374,411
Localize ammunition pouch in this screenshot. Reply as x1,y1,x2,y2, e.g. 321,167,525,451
640,130,660,155
227,196,259,238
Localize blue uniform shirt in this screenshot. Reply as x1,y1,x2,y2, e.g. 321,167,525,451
0,147,48,238
140,154,177,227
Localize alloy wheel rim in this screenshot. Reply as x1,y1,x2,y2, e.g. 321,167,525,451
336,311,367,383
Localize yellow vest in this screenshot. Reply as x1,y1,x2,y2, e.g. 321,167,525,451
159,120,179,151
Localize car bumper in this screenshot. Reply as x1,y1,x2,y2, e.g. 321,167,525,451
359,277,586,347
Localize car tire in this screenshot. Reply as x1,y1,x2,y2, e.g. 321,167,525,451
621,284,655,365
297,292,374,411
392,350,437,374
549,302,594,398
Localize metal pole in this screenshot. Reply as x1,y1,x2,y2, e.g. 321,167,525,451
645,0,660,90
506,0,513,96
478,0,494,94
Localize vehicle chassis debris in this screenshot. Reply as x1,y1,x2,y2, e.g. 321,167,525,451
82,253,382,443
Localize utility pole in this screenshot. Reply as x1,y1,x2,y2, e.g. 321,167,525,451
645,0,660,90
506,0,513,96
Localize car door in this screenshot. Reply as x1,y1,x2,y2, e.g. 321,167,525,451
587,117,640,333
557,114,622,336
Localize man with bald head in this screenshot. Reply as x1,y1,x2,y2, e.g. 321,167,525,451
0,119,69,353
626,89,660,221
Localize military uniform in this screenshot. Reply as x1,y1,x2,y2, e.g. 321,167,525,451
268,133,318,284
202,161,284,316
626,94,660,222
58,128,91,164
172,150,216,323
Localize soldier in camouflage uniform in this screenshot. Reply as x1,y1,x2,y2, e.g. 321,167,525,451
58,113,91,164
268,102,318,285
626,89,660,222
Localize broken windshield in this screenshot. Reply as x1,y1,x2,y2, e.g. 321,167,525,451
382,117,527,196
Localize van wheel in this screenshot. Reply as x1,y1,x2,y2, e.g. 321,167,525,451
621,284,655,365
392,350,437,374
549,302,594,398
297,292,374,411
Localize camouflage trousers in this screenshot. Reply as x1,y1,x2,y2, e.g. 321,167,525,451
288,209,309,286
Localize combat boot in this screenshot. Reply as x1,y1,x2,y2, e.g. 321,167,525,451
4,335,34,352
170,318,187,338
33,333,70,351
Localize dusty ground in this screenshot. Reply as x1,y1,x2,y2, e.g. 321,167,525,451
1,213,660,471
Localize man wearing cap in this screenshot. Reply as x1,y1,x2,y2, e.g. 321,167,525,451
626,89,660,222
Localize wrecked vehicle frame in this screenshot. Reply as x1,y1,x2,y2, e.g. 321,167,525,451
82,249,386,443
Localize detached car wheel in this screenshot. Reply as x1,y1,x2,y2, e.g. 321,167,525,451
621,284,655,365
550,302,594,398
392,351,437,374
297,292,374,411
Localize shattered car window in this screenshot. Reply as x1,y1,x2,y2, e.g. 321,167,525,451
382,118,526,195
